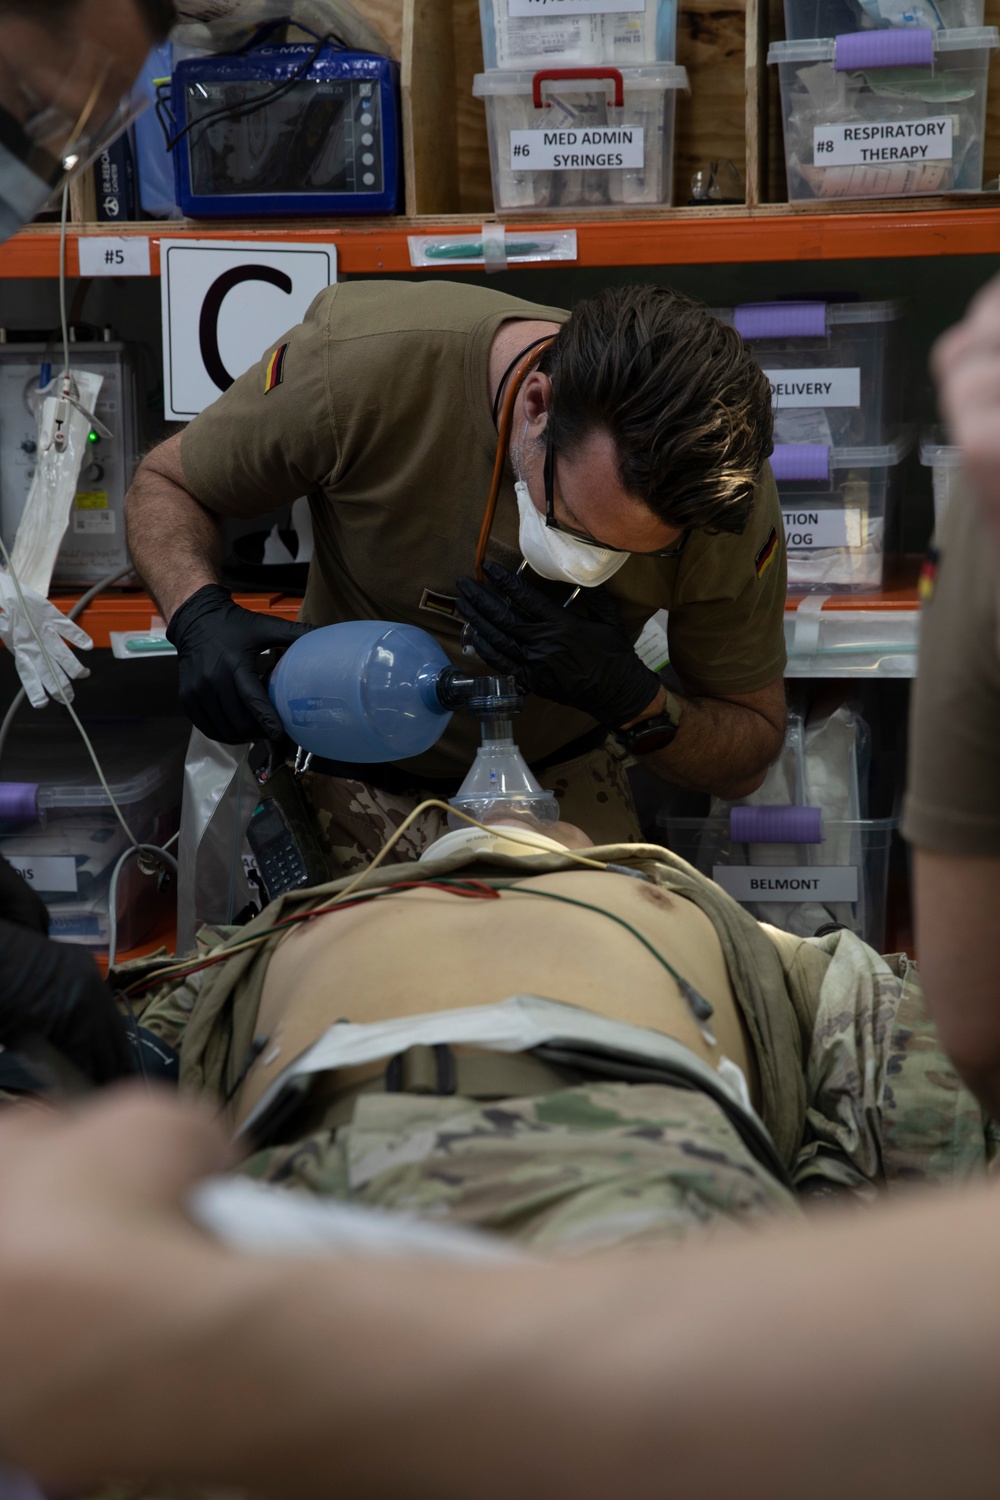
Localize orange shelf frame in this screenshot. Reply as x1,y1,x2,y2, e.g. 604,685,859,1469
4,202,1000,277
50,589,303,648
51,565,920,648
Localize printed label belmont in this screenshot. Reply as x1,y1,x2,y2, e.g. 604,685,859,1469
509,126,644,171
763,367,860,409
813,117,953,168
712,865,859,903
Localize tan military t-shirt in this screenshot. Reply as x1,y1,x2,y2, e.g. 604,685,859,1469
181,280,787,778
903,489,1000,855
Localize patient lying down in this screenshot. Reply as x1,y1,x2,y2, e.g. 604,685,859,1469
138,813,996,1253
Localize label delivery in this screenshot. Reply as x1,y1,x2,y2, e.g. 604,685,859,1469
510,126,644,170
763,367,860,409
813,117,953,168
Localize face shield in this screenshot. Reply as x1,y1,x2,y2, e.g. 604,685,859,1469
0,33,148,240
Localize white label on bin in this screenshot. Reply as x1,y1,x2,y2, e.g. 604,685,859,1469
509,0,643,12
813,117,952,167
782,509,852,549
509,126,644,170
764,368,860,409
7,855,78,893
712,865,858,903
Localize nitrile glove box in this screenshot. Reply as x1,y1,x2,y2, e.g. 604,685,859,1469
0,723,186,951
657,804,898,949
473,64,688,212
768,27,998,200
773,433,911,592
716,299,904,449
478,0,678,70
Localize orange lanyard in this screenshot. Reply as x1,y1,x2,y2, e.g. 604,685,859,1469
474,336,557,582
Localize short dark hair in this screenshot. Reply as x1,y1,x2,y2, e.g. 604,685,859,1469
0,0,174,40
540,285,774,535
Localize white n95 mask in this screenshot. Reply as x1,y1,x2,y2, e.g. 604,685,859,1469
515,480,630,588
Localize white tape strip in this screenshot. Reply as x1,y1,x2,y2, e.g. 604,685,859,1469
791,593,830,655
482,222,508,275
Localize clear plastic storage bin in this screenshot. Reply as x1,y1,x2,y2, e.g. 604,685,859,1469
479,0,678,69
716,299,903,448
768,27,998,200
657,805,898,949
919,429,964,529
774,432,911,592
473,64,688,212
0,723,187,951
783,0,982,44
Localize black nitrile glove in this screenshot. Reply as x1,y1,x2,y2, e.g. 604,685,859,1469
0,918,133,1086
457,562,662,729
166,584,311,745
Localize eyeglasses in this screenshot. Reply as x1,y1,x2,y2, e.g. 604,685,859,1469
542,422,689,561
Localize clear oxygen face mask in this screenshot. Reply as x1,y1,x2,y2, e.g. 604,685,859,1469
442,674,560,831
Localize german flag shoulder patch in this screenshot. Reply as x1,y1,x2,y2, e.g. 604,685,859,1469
755,525,778,579
919,545,939,604
264,343,288,394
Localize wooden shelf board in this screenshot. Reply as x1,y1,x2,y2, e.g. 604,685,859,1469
5,201,1000,276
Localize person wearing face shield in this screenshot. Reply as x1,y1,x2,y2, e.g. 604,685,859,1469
127,281,787,867
0,0,175,239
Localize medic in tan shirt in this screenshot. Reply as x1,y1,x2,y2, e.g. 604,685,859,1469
126,280,788,854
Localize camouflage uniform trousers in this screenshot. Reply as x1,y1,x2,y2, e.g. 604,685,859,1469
300,739,641,873
241,1082,799,1253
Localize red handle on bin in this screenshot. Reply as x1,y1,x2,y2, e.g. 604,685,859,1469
532,67,625,108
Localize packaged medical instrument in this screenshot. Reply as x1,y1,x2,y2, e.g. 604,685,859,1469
919,430,965,529
478,0,677,70
170,44,401,217
658,706,898,949
768,27,998,200
783,0,982,43
715,300,904,449
473,64,688,212
0,339,140,587
775,432,911,592
0,722,187,951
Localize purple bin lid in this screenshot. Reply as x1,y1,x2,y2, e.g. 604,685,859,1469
730,805,823,843
834,27,934,70
734,302,828,340
0,783,38,824
770,444,831,483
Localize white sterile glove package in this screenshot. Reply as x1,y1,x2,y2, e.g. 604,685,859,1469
0,570,92,708
10,370,104,598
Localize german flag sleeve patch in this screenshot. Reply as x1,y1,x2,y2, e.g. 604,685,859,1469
755,525,778,579
264,343,288,394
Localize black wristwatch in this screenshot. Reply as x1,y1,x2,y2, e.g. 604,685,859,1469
614,702,680,756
